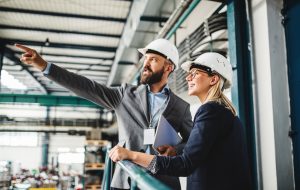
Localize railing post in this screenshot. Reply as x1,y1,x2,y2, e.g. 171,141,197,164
102,148,112,190
130,180,138,190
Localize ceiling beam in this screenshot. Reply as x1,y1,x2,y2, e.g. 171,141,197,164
118,61,135,65
58,67,110,72
46,60,112,67
0,7,126,22
1,38,117,52
0,129,87,134
0,93,102,108
12,51,114,61
0,24,121,38
140,16,169,22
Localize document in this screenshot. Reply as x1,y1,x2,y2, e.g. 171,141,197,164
153,115,182,151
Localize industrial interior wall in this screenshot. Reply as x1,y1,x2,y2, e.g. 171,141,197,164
251,0,294,189
0,136,43,174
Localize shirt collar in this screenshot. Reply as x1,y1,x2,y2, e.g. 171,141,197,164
146,84,170,95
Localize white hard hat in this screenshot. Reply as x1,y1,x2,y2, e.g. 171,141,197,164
138,38,179,71
181,52,233,89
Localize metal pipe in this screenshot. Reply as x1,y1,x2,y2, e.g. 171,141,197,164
157,0,193,38
166,0,202,39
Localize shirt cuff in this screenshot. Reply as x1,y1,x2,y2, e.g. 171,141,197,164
43,62,52,75
146,156,159,174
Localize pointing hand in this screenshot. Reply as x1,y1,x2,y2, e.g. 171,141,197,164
15,44,47,71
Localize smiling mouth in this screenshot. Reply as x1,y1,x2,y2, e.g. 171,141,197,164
188,83,195,88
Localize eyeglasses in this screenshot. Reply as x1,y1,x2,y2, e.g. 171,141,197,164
186,69,210,79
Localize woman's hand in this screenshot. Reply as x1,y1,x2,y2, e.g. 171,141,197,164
109,145,132,162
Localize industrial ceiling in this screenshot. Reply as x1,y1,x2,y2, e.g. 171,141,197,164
0,0,132,95
0,0,225,128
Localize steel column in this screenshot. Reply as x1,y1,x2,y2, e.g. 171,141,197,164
41,133,50,168
283,0,300,188
227,0,258,189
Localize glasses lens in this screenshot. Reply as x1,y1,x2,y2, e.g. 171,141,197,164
187,70,195,78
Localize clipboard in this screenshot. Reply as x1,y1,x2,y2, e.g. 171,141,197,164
152,115,182,151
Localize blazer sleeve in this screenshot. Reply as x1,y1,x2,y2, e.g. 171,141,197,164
45,64,124,109
156,103,226,176
174,104,193,154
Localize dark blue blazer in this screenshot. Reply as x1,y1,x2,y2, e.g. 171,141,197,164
156,101,251,190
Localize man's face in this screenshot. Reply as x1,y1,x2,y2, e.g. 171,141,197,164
140,53,166,85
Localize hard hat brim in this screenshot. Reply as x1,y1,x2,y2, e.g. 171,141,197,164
138,48,147,55
181,60,194,72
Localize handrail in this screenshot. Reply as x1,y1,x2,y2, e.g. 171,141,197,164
101,150,171,190
117,160,172,190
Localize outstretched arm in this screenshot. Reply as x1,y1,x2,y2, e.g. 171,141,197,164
109,145,154,168
15,44,124,109
15,44,48,71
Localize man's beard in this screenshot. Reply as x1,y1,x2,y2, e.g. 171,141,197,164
140,66,164,85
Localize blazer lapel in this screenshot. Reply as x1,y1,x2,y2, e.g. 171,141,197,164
163,91,177,116
136,85,150,125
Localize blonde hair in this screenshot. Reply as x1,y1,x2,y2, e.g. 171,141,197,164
205,75,237,116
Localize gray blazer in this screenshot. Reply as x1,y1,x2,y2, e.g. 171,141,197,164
46,64,193,189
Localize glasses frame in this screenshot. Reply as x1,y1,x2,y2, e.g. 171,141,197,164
186,68,213,79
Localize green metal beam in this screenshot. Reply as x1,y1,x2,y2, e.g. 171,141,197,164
0,94,101,108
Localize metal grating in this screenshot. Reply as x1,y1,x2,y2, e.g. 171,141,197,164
170,11,228,94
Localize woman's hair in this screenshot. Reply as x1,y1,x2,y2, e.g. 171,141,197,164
205,74,237,115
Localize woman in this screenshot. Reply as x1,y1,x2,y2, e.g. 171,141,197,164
109,52,251,190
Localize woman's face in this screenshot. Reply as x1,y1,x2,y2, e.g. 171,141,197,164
186,68,212,99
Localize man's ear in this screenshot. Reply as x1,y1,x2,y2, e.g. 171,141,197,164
168,64,174,72
210,75,220,86
164,62,174,73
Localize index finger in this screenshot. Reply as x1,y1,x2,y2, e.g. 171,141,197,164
15,44,33,52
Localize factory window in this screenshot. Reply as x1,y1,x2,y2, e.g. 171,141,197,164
0,132,38,147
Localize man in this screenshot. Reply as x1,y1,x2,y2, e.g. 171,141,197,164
15,38,192,190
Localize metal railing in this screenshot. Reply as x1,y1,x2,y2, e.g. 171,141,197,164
101,150,171,190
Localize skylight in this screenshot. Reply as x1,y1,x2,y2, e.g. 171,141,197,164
1,70,27,90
